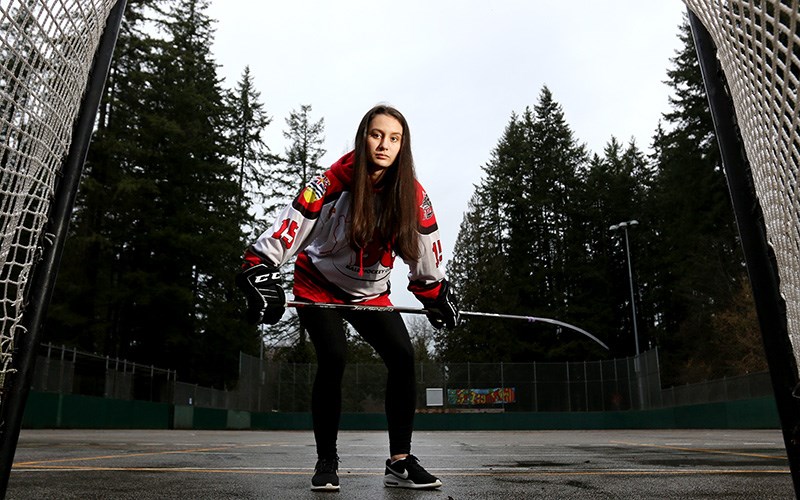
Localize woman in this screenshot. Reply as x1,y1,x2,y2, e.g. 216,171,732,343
236,104,459,491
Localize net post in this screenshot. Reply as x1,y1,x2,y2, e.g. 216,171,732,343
0,1,128,495
687,9,800,492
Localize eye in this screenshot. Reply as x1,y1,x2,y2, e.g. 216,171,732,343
390,136,400,142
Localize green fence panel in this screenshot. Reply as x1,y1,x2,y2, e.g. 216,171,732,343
226,410,251,430
192,407,227,429
251,412,313,430
21,391,780,431
725,397,779,428
21,392,61,428
22,393,170,429
173,405,193,429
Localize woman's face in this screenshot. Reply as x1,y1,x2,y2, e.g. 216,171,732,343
366,113,403,177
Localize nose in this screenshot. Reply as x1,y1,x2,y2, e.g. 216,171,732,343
378,137,389,150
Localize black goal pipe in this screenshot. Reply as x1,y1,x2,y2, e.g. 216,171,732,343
688,10,800,494
0,0,128,495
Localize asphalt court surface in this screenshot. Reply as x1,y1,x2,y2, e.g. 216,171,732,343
7,428,795,499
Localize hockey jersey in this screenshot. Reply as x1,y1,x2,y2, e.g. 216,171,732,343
244,151,446,305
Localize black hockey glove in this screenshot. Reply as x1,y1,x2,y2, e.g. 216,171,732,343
235,264,285,325
421,280,460,330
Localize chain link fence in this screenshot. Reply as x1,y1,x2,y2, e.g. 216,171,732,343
30,344,773,413
32,343,176,403
236,349,665,413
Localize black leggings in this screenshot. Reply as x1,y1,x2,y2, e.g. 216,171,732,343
298,307,416,459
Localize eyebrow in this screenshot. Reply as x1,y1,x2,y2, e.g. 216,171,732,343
370,128,403,136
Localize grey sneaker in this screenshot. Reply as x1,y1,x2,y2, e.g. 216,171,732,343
383,454,442,489
311,456,339,491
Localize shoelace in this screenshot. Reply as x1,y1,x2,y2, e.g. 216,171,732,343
391,454,420,469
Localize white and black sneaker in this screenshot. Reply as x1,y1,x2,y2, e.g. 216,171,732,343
311,456,340,491
383,454,442,489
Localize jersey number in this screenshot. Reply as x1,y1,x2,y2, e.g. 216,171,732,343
432,239,443,267
273,219,299,249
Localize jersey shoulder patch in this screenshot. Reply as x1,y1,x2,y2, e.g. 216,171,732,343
416,184,438,234
302,175,330,204
292,173,336,219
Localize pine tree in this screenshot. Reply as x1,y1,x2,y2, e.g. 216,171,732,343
262,104,326,362
47,0,259,387
45,0,160,355
446,87,592,361
271,104,326,206
130,0,257,385
573,138,652,356
445,112,528,361
444,192,508,359
648,19,755,384
524,89,588,318
227,65,276,239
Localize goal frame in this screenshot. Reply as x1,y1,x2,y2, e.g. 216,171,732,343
688,7,800,493
0,1,128,495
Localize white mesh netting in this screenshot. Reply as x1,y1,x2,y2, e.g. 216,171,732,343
0,0,118,386
684,0,800,372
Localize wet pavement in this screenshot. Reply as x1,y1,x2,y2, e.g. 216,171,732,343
7,428,794,499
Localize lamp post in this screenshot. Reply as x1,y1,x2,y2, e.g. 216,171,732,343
609,220,640,356
610,220,643,408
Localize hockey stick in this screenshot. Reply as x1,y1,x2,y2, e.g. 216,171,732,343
285,300,609,350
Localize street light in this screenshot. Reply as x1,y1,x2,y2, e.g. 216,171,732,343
609,220,640,356
610,220,643,409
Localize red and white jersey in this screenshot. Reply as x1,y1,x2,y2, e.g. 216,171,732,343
245,151,446,305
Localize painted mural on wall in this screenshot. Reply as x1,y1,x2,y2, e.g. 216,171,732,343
447,387,516,405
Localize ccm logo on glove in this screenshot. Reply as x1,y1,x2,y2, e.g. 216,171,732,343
235,264,285,325
255,272,281,283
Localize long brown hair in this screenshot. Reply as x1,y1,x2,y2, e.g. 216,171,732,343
348,105,421,261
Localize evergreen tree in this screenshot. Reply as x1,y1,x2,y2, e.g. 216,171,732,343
128,0,257,385
262,104,326,362
45,0,159,355
446,112,531,361
47,0,258,387
524,89,591,356
648,19,755,384
403,316,436,362
574,138,652,356
271,104,326,205
446,88,593,361
443,191,507,359
224,65,277,359
227,65,276,239
444,20,762,382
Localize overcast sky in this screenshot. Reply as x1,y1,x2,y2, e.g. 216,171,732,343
206,1,689,307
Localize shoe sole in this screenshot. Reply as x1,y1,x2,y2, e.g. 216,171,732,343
383,475,442,490
310,483,340,492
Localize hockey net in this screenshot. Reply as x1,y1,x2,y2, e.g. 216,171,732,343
684,0,800,374
0,0,119,389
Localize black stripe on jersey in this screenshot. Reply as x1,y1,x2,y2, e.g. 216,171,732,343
418,221,439,235
291,190,343,220
247,246,280,268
